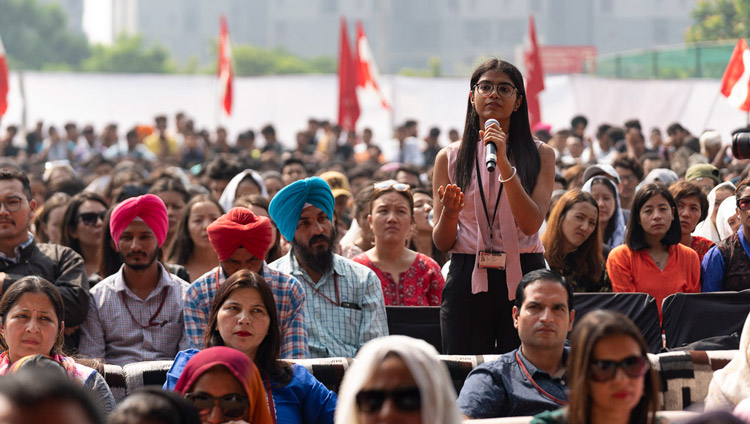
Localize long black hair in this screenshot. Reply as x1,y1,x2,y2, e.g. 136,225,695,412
455,59,540,195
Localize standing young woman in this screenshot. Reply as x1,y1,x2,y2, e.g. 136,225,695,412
606,183,700,320
352,181,444,306
531,310,661,424
433,59,555,354
542,189,608,292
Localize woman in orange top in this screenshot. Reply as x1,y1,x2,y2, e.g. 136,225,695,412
606,183,700,319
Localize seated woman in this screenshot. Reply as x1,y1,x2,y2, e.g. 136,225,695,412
165,270,336,424
352,181,444,306
59,192,109,279
32,192,71,244
175,346,273,424
694,182,736,243
340,186,375,259
335,335,462,424
716,195,740,241
606,183,700,320
233,194,286,263
408,187,447,267
149,177,190,252
531,310,661,424
167,195,224,283
0,276,115,414
669,181,713,262
218,170,268,213
705,312,750,411
582,176,626,248
542,189,609,292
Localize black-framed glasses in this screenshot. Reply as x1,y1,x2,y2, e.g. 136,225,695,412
738,197,750,212
0,197,24,213
356,387,421,413
588,355,648,382
473,82,517,98
78,211,106,226
374,180,410,192
184,392,248,419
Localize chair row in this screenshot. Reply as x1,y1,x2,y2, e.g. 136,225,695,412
386,290,750,354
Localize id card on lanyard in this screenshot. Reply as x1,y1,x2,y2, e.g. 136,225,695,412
475,153,507,269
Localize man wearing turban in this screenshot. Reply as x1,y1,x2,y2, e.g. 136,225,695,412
184,207,308,359
79,194,191,366
269,177,387,358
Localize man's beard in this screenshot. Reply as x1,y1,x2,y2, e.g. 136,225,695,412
120,249,159,271
293,226,337,275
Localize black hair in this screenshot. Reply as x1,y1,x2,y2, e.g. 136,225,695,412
667,122,686,135
455,59,540,195
613,155,645,181
60,192,110,256
205,157,243,181
571,115,588,129
109,387,201,424
596,123,612,140
0,167,32,199
624,119,642,131
625,183,682,250
282,158,308,174
514,269,574,311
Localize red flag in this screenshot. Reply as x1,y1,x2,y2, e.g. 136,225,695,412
355,21,390,110
524,15,544,128
0,35,8,117
218,15,233,116
720,38,750,112
337,18,359,131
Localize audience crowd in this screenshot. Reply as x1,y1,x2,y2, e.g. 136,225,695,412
1,58,750,423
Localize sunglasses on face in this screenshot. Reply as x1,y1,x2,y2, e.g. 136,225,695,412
184,392,248,419
78,211,107,226
373,180,410,192
588,355,648,382
356,387,421,413
738,197,750,212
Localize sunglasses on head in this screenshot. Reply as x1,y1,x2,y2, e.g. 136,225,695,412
588,355,648,382
184,392,248,419
738,198,750,212
356,387,421,413
373,180,410,192
78,211,106,226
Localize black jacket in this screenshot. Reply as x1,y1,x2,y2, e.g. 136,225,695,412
0,240,89,327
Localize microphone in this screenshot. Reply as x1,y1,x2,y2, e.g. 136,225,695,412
484,119,499,172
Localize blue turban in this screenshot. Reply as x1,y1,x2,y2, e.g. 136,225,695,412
269,177,335,242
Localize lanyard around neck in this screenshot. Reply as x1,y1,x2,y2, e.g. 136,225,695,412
515,351,569,406
475,152,504,250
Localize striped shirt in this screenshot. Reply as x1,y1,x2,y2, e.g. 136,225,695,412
183,264,309,359
270,251,388,358
79,264,189,366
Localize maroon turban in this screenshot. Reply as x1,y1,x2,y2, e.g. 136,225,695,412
207,207,273,262
110,194,169,250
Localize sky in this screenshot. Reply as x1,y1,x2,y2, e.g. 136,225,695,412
81,0,113,45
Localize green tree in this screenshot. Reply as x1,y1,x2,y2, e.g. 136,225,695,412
686,0,750,42
231,45,334,76
81,35,176,73
0,0,90,70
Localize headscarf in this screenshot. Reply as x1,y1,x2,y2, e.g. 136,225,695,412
705,312,750,410
219,170,268,213
269,177,335,242
174,346,273,424
110,194,169,248
334,335,462,424
694,182,736,243
716,195,738,241
207,207,273,262
582,176,626,247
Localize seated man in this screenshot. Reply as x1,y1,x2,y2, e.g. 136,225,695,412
702,179,750,292
183,207,308,358
79,194,190,366
457,269,575,419
269,176,388,358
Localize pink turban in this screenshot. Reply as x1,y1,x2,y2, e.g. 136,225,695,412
110,194,169,250
207,207,273,262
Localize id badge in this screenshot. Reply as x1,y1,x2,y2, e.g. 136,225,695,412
478,251,506,269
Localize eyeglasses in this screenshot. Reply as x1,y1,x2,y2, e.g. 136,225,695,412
356,387,421,413
473,82,517,98
0,197,24,213
738,197,750,212
588,355,648,382
184,393,248,419
78,211,106,226
373,180,410,192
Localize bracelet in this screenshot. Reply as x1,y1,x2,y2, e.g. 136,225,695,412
498,166,517,183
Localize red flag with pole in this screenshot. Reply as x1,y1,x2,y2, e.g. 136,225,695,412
337,17,359,131
524,15,544,128
355,21,390,110
0,35,8,117
720,38,750,112
218,15,233,116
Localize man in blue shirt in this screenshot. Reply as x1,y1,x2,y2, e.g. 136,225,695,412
457,269,575,419
702,180,750,292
